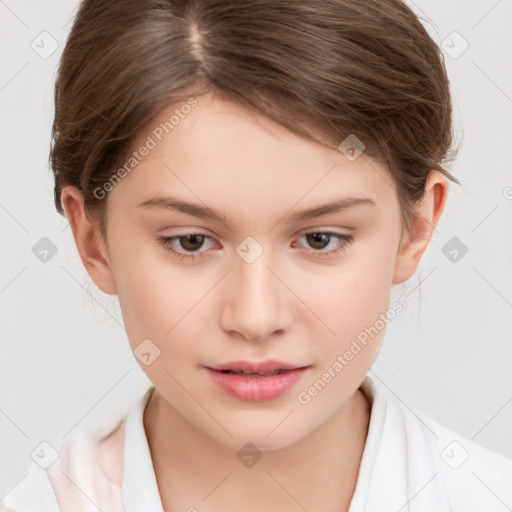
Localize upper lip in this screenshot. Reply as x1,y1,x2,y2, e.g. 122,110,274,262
206,360,308,373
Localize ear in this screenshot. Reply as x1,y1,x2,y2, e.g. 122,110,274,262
60,185,117,295
392,171,449,285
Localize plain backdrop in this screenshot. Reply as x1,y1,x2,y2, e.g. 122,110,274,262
1,0,512,497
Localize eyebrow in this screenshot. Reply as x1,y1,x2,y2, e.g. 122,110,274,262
137,195,376,223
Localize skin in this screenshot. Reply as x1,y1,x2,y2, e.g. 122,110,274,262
61,92,448,511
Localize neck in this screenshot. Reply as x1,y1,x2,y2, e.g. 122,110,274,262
143,387,370,512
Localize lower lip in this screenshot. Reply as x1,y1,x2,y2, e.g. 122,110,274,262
205,367,309,401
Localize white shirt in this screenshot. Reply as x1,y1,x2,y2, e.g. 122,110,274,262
2,375,512,511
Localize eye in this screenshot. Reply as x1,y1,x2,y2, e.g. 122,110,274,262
292,231,353,258
157,231,353,262
157,233,216,261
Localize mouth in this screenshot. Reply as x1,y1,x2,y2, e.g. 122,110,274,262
205,360,310,401
207,359,307,374
217,368,290,376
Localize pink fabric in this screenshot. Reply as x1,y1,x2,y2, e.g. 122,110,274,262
45,421,126,511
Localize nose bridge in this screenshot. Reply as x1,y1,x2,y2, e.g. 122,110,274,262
220,240,290,341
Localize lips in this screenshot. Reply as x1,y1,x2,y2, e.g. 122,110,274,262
207,359,305,374
219,368,288,376
205,360,310,401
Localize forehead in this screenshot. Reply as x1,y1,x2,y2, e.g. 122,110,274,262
107,93,396,220
136,93,342,170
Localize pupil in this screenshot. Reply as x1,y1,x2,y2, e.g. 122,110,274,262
307,233,329,249
180,234,204,251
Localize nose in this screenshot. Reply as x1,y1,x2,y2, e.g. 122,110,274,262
218,249,293,343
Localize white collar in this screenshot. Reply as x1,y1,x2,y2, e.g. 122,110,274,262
120,375,512,511
122,387,164,511
120,376,383,511
3,375,510,510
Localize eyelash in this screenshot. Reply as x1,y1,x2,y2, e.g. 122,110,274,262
157,232,353,261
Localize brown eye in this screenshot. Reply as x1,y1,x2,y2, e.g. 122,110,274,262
305,232,332,250
293,231,353,258
178,234,206,251
157,233,216,261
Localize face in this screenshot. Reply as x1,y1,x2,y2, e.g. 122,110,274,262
100,92,404,450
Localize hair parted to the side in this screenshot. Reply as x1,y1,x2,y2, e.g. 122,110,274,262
50,0,461,241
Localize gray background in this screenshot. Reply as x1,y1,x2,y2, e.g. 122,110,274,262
1,0,511,497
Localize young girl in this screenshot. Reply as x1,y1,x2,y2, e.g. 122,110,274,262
2,0,511,510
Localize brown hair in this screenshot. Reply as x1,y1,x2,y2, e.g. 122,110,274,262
50,0,461,240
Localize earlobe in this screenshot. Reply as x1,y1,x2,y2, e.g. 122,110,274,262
60,185,118,296
392,172,449,285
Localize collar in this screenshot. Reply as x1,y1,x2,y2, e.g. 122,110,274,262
120,375,453,511
122,386,164,511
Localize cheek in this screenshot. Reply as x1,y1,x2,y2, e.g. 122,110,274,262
303,238,396,359
292,251,395,416
109,235,205,355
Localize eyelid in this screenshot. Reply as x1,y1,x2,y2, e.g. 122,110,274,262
294,224,354,236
